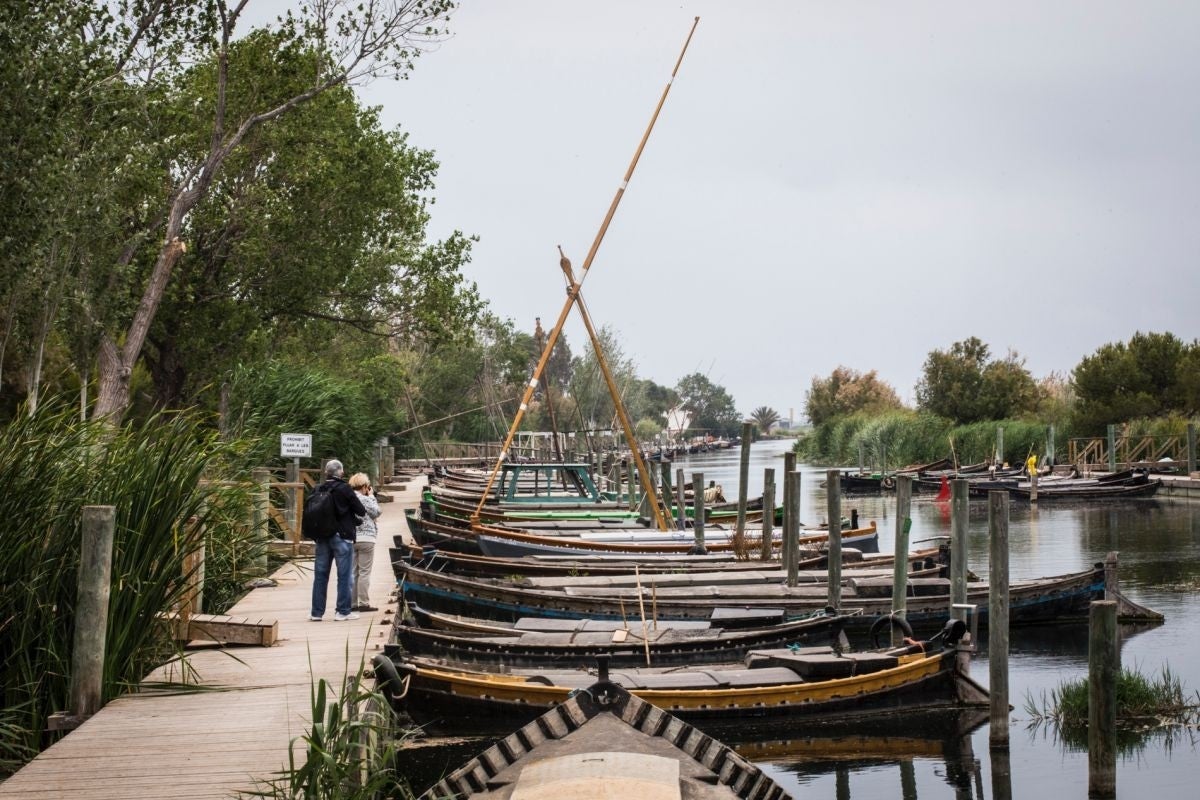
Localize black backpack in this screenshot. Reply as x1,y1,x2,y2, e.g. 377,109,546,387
302,483,337,540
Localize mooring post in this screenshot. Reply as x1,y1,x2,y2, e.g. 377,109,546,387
781,451,796,574
627,460,637,511
1106,424,1117,472
660,462,675,524
71,505,116,721
760,467,775,561
835,765,850,800
825,469,842,607
995,426,1005,465
1103,551,1119,602
988,490,1011,748
1088,600,1119,798
950,478,969,620
1188,423,1196,476
891,475,913,643
735,421,752,542
899,760,917,798
675,467,687,531
1047,425,1056,467
786,471,802,587
180,510,206,621
691,471,707,554
252,467,270,575
1030,468,1038,503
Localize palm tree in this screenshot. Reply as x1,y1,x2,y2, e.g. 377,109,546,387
749,406,780,435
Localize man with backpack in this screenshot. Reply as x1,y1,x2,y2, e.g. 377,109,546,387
304,459,366,621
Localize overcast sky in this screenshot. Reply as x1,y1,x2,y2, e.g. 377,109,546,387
347,1,1199,422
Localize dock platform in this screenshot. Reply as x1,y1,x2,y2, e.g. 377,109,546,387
0,479,422,799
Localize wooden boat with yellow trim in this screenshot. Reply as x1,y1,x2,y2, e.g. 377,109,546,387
373,622,988,737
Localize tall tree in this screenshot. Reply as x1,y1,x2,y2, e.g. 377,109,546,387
1072,332,1191,432
805,366,902,426
750,406,781,434
915,338,1039,424
674,372,740,438
87,0,455,423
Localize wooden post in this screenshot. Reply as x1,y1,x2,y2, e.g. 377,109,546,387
988,490,1010,748
1047,425,1056,467
180,538,206,621
691,471,706,554
660,462,675,526
825,469,841,608
675,467,687,531
1088,600,1119,798
891,475,913,641
1188,423,1196,475
759,468,775,561
286,459,300,537
386,446,395,481
735,421,752,543
950,478,969,620
628,460,637,511
252,467,270,575
899,760,917,799
786,471,802,587
1030,469,1038,503
835,765,850,800
71,506,116,720
781,451,796,574
1106,424,1117,471
1103,551,1119,602
995,426,1004,465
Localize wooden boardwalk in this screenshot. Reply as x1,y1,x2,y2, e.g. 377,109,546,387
0,478,422,799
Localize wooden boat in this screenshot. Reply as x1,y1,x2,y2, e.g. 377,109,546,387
394,558,1163,632
407,509,879,557
392,542,948,580
389,606,853,668
1007,473,1162,500
374,623,988,737
409,676,794,800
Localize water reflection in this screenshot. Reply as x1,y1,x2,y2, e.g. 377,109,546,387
745,709,987,798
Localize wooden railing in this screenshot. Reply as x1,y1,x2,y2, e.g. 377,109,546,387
1067,434,1190,472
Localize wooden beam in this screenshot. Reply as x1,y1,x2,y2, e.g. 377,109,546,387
158,612,279,646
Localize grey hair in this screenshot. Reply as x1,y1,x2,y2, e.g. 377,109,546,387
324,459,344,478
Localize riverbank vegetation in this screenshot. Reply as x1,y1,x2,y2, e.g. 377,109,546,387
797,333,1200,466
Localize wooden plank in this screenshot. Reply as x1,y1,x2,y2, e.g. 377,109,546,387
0,477,424,800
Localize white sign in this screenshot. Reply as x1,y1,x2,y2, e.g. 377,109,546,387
280,433,312,458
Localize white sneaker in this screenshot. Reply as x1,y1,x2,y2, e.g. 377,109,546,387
309,615,323,621
333,612,360,621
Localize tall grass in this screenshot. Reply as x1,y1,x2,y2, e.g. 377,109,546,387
0,405,253,777
796,409,1064,468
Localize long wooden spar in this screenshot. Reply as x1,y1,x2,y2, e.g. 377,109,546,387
471,17,701,530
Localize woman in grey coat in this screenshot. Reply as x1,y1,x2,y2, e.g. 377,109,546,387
348,472,381,611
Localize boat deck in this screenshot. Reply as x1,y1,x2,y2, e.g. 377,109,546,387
0,479,423,799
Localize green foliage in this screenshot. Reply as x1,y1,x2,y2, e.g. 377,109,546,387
796,408,953,467
242,660,413,800
0,404,251,776
916,338,1040,424
223,361,397,472
1024,664,1199,726
1072,332,1199,434
805,366,902,426
948,419,1048,465
675,372,741,438
749,406,781,434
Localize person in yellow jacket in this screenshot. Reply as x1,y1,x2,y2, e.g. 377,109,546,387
1026,453,1038,476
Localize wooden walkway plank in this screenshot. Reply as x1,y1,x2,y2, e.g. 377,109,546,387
0,476,424,799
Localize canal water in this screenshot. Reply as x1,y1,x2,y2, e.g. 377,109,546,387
668,438,1200,799
397,439,1200,798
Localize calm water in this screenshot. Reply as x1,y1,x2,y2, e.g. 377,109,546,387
669,439,1200,799
397,439,1200,798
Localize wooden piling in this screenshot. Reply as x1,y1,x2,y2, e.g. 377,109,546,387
995,426,1004,465
891,475,912,640
675,467,687,531
950,478,969,620
1103,551,1119,602
627,460,637,511
786,470,802,587
1188,423,1196,475
252,467,270,575
759,468,775,561
660,462,674,526
691,471,707,554
990,746,1013,800
735,421,752,543
1088,600,1119,798
1030,470,1038,503
71,506,116,721
825,469,841,608
988,490,1010,748
781,451,796,574
1106,424,1117,472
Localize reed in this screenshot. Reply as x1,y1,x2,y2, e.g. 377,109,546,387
1024,664,1200,725
242,656,413,800
0,404,249,776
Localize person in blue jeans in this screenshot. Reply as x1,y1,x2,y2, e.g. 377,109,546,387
309,460,366,621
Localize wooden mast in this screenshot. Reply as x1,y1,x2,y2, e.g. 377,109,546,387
471,17,701,530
